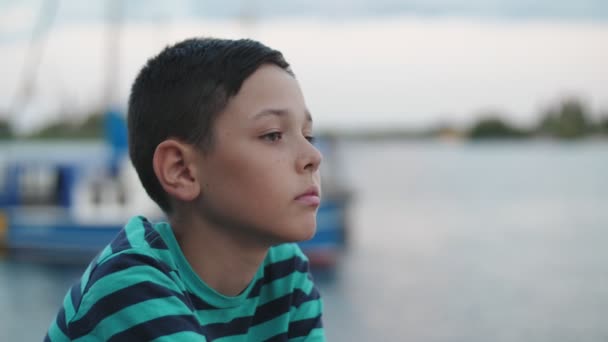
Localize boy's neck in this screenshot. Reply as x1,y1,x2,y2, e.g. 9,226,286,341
169,212,269,297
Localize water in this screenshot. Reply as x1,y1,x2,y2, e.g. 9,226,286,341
2,140,608,341
322,140,608,341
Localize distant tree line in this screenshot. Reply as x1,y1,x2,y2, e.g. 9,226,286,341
1,98,607,141
0,118,12,140
468,98,608,140
0,110,105,140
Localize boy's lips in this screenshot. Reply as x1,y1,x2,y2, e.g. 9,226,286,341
295,186,321,206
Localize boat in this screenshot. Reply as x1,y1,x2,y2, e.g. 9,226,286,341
0,113,350,267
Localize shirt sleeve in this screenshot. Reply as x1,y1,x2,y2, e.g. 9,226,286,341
63,252,205,342
287,245,327,342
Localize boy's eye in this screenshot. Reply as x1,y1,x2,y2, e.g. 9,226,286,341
305,135,316,143
262,132,283,142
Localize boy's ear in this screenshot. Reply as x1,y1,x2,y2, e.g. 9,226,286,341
152,139,201,202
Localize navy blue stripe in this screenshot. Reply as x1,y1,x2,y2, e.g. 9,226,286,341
204,316,253,341
247,277,264,299
140,216,152,228
251,288,320,326
251,293,291,325
142,218,168,250
292,287,320,308
68,280,194,339
54,306,69,337
107,314,203,342
43,334,51,342
201,289,313,339
287,315,322,339
110,228,131,254
184,290,220,311
84,253,174,294
264,332,288,342
70,280,82,311
264,256,309,283
144,231,169,250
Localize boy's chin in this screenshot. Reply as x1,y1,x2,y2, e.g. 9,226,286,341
290,224,317,242
267,221,317,245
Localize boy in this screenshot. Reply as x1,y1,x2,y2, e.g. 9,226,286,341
45,37,325,341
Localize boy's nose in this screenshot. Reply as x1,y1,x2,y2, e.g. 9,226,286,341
297,139,323,173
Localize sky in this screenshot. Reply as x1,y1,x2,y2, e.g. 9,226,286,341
1,0,607,133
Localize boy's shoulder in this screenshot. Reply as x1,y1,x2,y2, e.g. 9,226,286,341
46,217,188,341
78,216,177,296
73,216,177,309
92,216,170,266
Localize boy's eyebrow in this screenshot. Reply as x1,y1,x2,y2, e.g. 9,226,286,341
252,108,313,122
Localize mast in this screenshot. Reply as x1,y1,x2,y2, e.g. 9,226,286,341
104,0,123,110
10,0,60,116
104,0,127,175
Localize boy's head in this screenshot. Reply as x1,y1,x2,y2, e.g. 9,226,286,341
128,37,322,243
128,37,291,213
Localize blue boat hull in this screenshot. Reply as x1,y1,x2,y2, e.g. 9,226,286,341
2,198,347,266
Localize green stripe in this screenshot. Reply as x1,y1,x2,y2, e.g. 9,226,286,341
213,333,247,342
72,264,181,321
62,291,75,320
298,275,314,296
259,271,311,304
267,244,302,264
96,245,113,263
151,249,177,269
149,330,208,341
78,245,112,295
76,296,194,340
289,299,323,321
248,312,289,341
46,320,70,341
79,263,96,295
291,243,310,262
194,305,255,325
125,221,145,247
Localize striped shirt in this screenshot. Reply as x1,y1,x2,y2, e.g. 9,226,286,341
45,216,325,341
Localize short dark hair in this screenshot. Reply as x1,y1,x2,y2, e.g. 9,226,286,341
127,37,292,213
